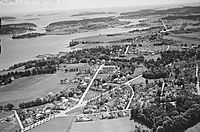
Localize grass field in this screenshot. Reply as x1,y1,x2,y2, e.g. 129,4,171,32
186,122,200,132
0,111,14,119
70,117,140,132
30,116,74,132
0,71,77,108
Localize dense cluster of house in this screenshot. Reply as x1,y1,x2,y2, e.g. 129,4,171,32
83,84,132,114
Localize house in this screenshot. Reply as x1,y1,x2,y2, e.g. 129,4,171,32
59,63,90,73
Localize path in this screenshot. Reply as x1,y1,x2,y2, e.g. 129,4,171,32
77,64,104,105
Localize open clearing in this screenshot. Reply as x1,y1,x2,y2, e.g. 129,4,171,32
30,116,74,132
70,117,136,132
0,71,77,108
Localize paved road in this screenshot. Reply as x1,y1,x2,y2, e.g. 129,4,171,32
77,64,104,105
14,110,24,131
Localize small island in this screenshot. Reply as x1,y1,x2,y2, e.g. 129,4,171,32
12,32,46,39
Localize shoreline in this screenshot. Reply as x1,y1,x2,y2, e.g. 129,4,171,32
0,20,146,71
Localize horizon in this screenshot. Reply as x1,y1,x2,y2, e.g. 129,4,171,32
0,0,199,15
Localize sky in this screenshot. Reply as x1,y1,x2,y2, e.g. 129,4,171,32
0,0,199,14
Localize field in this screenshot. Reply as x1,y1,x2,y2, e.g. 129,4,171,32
164,33,200,45
70,117,144,132
186,122,200,132
29,116,74,132
0,111,14,119
0,71,78,108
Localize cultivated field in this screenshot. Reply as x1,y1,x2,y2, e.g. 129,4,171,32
70,117,139,132
74,32,147,43
164,33,200,45
0,71,78,108
29,116,74,132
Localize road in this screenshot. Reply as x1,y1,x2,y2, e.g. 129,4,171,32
166,45,170,51
125,83,134,110
77,64,104,105
14,110,24,131
196,63,200,95
161,79,165,96
125,45,130,56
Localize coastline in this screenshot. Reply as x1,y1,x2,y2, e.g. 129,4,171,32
0,18,144,71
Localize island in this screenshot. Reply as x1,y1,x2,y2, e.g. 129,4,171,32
0,23,37,35
12,32,46,39
0,16,16,21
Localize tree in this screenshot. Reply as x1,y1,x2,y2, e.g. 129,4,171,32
7,103,14,110
0,105,3,110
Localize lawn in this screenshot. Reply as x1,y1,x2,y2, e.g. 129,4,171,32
29,116,74,132
0,71,78,108
70,117,145,132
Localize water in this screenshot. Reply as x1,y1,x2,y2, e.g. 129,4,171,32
0,4,183,70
